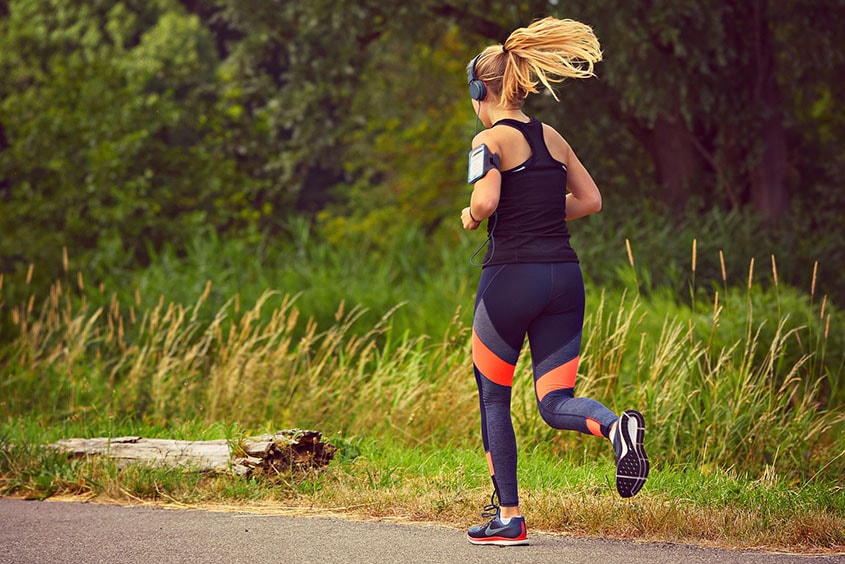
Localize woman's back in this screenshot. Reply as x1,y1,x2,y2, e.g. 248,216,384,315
482,118,578,266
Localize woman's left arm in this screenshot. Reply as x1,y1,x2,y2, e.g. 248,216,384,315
563,143,602,221
462,134,502,230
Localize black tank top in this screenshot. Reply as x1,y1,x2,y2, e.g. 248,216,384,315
483,118,579,266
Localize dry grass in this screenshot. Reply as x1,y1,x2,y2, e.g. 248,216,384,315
27,460,843,555
2,251,843,554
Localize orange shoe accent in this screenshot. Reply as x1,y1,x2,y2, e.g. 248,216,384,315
472,328,516,387
534,356,579,402
586,417,603,437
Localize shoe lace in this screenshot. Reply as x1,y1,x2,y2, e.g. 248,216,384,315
480,490,500,520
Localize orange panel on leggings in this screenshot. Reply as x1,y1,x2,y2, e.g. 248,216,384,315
472,328,515,387
535,356,579,402
586,417,603,437
486,451,495,476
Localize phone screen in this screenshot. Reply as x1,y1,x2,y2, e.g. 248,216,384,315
468,144,489,183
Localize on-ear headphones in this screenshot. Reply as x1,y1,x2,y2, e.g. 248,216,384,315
467,53,487,102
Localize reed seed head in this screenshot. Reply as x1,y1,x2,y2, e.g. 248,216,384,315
747,258,755,290
691,238,697,273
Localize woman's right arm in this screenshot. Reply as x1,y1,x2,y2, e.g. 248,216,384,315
462,132,503,230
562,140,602,221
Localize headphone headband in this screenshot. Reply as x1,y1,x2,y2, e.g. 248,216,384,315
467,53,487,102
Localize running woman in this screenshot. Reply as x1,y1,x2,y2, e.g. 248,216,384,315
460,17,649,546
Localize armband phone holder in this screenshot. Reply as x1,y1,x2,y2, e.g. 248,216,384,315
467,144,501,184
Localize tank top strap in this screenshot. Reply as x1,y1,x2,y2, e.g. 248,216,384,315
491,118,555,164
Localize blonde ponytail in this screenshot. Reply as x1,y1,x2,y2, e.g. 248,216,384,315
472,17,602,108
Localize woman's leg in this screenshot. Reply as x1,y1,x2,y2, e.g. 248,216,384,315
472,264,550,508
526,264,650,497
474,262,649,508
527,262,618,437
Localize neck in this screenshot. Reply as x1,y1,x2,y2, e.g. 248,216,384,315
486,106,528,125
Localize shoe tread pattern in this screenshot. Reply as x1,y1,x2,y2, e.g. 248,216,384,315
615,409,649,498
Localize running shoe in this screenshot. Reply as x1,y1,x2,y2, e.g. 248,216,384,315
612,409,650,498
466,493,528,546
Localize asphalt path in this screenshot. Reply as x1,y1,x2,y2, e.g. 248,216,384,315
0,498,841,564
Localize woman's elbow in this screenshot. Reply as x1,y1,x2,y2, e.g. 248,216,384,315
476,198,499,218
588,193,602,214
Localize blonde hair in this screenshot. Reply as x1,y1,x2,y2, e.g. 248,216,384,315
471,17,602,108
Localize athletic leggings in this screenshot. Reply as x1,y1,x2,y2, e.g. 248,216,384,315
472,262,618,507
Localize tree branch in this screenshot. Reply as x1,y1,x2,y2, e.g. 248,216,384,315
428,3,510,42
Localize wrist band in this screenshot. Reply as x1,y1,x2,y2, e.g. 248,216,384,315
469,209,480,222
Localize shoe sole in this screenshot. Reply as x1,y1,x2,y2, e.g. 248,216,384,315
616,409,649,498
467,535,529,546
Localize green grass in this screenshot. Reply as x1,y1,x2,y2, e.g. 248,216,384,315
0,223,843,553
1,426,842,552
3,279,840,477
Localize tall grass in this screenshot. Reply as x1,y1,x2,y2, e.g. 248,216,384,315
0,276,479,445
88,220,475,343
1,230,841,482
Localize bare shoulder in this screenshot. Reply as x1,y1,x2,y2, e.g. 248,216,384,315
472,126,521,169
541,123,573,165
472,125,512,151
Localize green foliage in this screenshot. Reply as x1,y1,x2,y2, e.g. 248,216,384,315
205,0,396,213
0,0,257,306
0,0,842,488
1,227,841,483
320,26,474,242
572,202,845,314
2,0,844,317
76,218,474,342
0,2,843,549
1,421,843,550
540,0,845,217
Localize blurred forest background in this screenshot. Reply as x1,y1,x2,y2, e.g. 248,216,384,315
1,0,844,334
2,0,845,494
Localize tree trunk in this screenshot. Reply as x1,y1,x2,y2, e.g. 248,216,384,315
748,0,789,222
651,112,702,211
606,98,704,213
50,430,337,478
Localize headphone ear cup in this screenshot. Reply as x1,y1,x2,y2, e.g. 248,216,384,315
469,79,487,101
467,53,487,102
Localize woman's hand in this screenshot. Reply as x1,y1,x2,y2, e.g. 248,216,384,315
462,207,481,230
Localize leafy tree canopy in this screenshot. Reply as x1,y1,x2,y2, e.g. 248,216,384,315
0,0,843,307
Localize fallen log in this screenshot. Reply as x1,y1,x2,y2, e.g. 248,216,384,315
50,429,337,477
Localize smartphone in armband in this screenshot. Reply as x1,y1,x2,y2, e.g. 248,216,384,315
467,144,501,184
